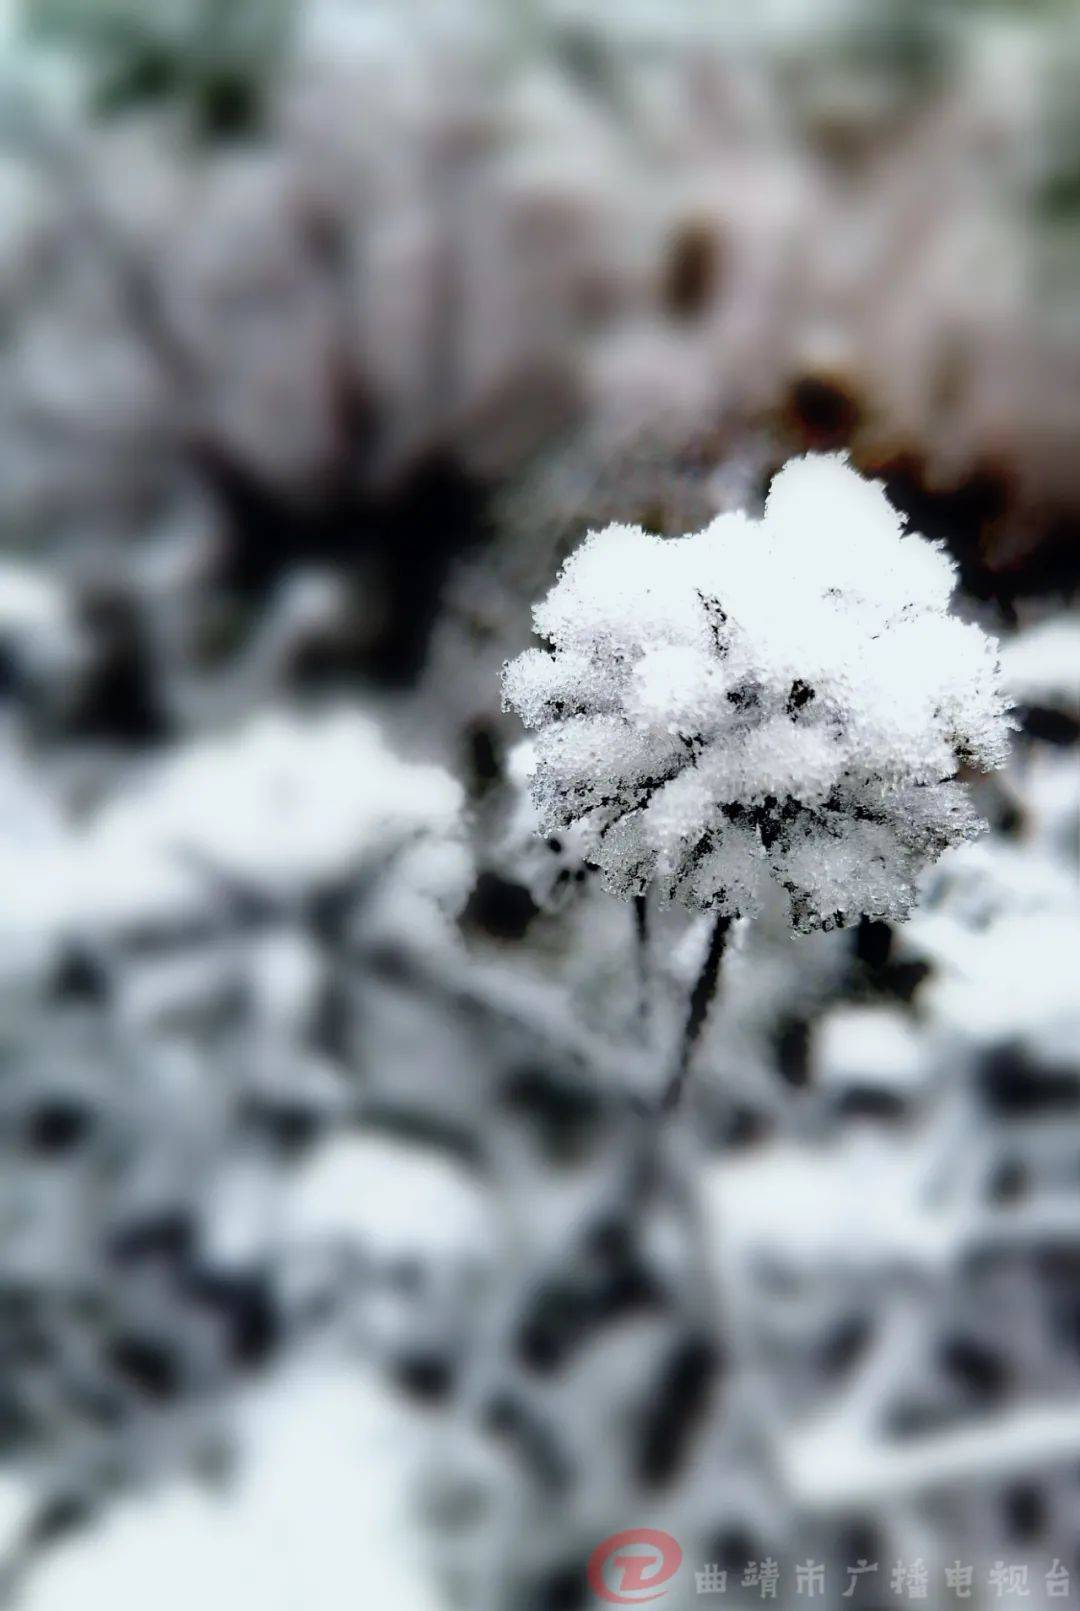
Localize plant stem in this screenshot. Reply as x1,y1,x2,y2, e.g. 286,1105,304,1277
633,892,649,1028
662,913,732,1112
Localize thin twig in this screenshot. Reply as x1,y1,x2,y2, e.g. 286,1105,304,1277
662,913,732,1112
633,891,649,1029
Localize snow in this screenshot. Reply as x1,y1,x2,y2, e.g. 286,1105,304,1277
706,1134,957,1273
1001,616,1080,710
0,707,468,950
283,1134,493,1262
94,708,464,896
18,1365,443,1611
504,454,1009,930
814,1007,927,1095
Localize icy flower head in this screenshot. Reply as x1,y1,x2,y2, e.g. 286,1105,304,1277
503,455,1009,932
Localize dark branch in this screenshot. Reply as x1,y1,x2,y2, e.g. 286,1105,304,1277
662,913,733,1111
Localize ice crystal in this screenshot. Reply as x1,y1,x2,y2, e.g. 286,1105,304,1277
503,454,1008,931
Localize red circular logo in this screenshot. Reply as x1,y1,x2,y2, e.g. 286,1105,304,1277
587,1529,683,1604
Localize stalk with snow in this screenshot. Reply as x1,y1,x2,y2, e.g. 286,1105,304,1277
503,453,1009,1106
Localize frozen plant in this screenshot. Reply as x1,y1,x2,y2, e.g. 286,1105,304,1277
504,454,1008,931
503,454,1009,1100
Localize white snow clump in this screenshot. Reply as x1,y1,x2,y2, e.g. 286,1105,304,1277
503,454,1008,932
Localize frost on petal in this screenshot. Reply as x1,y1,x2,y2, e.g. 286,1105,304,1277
502,455,1009,930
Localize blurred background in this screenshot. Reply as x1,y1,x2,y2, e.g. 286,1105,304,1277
0,1,1076,1606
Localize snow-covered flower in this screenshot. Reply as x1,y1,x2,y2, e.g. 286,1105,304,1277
0,709,469,963
94,707,465,896
503,454,1009,932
